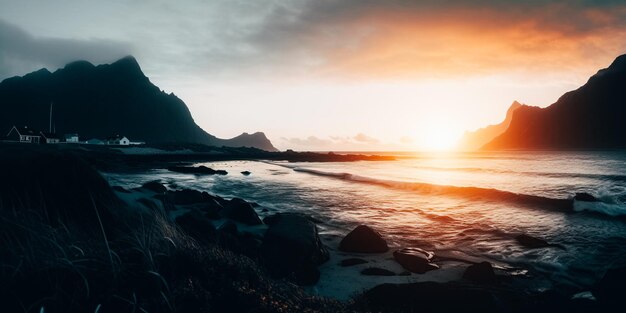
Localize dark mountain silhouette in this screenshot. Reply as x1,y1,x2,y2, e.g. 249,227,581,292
0,56,278,151
483,54,626,150
457,101,525,151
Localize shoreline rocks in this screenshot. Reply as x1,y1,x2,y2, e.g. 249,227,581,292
574,192,599,202
393,248,439,274
221,198,263,225
168,165,228,175
339,225,389,253
260,213,329,285
463,262,497,283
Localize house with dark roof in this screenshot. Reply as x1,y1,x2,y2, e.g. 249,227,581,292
40,132,61,144
6,126,41,143
106,134,130,145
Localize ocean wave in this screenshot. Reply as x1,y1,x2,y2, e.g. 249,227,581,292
407,165,626,182
279,165,626,216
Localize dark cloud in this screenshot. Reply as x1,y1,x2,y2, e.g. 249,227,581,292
0,19,132,79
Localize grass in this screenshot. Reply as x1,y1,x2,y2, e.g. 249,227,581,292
0,193,349,313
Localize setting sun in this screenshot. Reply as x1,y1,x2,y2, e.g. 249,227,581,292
415,120,462,151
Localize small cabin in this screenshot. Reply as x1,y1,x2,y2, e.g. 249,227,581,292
40,132,60,144
106,135,130,146
6,126,41,144
64,134,80,143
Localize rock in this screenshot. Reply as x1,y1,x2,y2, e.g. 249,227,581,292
362,282,498,313
515,234,550,248
260,213,329,285
218,220,238,234
168,165,228,175
179,200,223,220
463,262,497,283
340,258,368,267
217,223,262,259
0,152,121,233
170,189,205,205
141,181,167,194
221,198,262,225
112,186,131,193
362,267,396,276
241,171,251,176
593,266,626,308
294,264,321,286
264,212,320,225
175,209,216,244
339,225,388,253
574,192,599,202
393,248,439,274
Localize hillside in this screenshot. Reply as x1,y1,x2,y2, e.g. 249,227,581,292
483,55,626,150
0,56,278,151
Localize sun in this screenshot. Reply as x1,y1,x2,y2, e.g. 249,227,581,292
415,122,462,151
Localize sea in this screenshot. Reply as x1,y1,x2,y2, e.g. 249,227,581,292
105,151,626,296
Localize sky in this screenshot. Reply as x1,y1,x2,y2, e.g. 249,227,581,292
1,0,626,151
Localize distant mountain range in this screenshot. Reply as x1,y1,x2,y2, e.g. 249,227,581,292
0,56,278,151
460,54,626,151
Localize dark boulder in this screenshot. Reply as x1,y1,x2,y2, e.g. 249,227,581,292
260,213,329,285
574,192,599,202
141,181,167,194
175,209,216,244
339,225,388,253
0,151,121,233
221,198,262,225
170,189,206,205
179,200,223,220
515,234,550,248
463,262,497,283
168,165,227,175
340,258,368,267
218,220,238,235
241,171,251,176
362,268,396,276
593,266,626,308
393,248,439,274
264,212,320,225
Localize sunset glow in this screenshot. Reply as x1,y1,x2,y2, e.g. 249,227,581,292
2,1,626,151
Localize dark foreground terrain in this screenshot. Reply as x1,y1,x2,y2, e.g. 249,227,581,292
0,147,622,313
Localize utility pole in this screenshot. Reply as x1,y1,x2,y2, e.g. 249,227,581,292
49,102,53,133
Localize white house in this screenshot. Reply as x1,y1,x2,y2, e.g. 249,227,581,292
106,135,130,145
64,133,80,143
6,126,41,143
40,132,60,144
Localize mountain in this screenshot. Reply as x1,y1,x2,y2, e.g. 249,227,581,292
0,56,278,151
456,101,524,151
483,54,626,150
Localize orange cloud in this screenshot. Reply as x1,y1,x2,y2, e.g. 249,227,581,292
283,3,626,79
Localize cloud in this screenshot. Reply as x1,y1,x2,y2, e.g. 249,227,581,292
0,19,132,78
280,136,335,148
4,1,626,81
353,133,379,144
243,0,626,78
279,133,410,150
